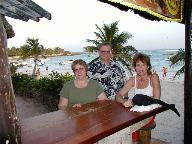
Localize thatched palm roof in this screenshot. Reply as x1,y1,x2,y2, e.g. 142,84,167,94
98,0,184,24
0,0,52,38
0,0,51,21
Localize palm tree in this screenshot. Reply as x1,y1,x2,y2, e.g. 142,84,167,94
169,48,185,78
85,21,137,73
20,38,44,76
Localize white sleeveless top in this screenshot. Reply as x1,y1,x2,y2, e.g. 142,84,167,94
134,76,153,97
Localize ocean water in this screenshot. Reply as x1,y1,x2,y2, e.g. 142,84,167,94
141,49,183,80
14,49,183,81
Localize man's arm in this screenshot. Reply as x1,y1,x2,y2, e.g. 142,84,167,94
115,59,129,84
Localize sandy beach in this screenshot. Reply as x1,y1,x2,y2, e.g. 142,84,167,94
153,80,184,144
15,79,184,144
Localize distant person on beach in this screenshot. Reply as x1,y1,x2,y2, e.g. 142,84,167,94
87,42,128,100
162,66,167,78
35,68,41,79
36,68,40,75
115,53,161,143
46,66,48,75
58,59,107,110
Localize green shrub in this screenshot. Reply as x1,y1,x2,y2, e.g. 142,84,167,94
9,63,18,74
12,72,73,111
12,73,34,97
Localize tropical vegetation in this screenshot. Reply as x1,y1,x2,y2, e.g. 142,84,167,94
19,38,45,76
8,45,69,57
84,21,137,73
12,72,73,111
169,48,185,78
169,28,191,78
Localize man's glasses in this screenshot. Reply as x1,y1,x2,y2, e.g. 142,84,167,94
100,50,111,54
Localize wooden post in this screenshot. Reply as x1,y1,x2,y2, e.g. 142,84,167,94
0,15,21,144
139,129,151,144
184,0,192,143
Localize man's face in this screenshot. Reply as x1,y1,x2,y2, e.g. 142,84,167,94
98,45,112,62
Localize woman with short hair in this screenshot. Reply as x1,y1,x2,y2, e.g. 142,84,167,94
58,59,107,110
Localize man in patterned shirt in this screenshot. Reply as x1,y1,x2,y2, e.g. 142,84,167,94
87,42,128,100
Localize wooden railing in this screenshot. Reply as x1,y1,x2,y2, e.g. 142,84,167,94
20,100,169,144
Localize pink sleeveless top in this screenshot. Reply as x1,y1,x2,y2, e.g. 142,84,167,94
134,76,153,97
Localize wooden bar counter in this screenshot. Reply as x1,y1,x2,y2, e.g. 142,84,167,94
20,100,168,144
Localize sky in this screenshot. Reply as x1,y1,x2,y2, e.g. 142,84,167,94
7,0,185,52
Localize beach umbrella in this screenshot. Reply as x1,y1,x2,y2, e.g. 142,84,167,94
0,0,51,143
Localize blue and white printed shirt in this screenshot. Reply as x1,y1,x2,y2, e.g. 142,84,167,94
88,58,128,100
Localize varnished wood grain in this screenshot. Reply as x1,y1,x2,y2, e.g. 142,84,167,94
21,100,169,144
